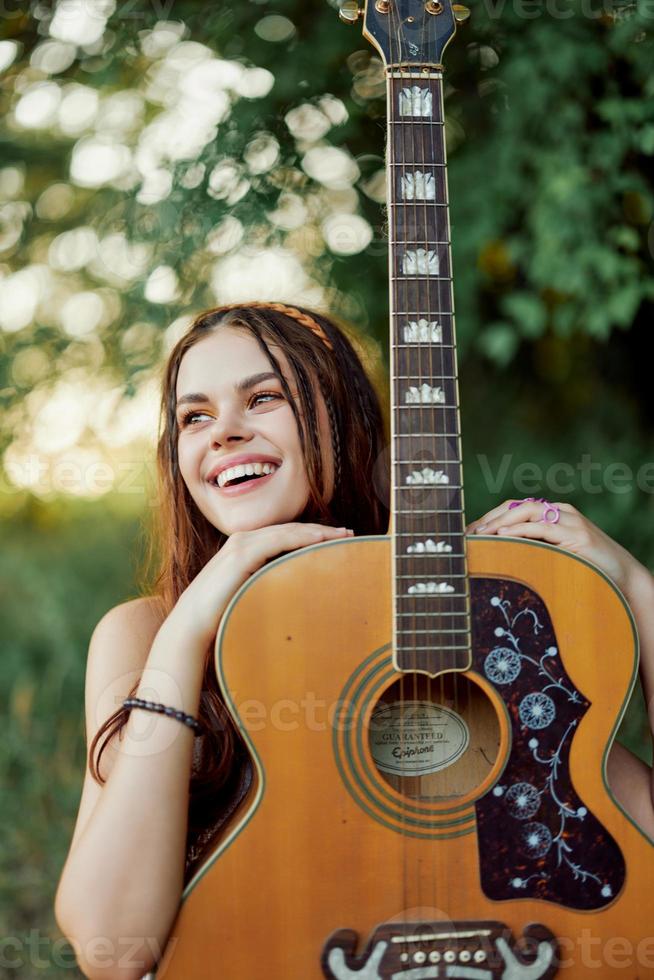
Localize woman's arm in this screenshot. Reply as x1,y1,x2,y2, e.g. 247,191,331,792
54,603,209,980
606,562,654,840
467,499,654,838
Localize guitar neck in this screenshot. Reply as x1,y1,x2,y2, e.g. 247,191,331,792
386,71,470,675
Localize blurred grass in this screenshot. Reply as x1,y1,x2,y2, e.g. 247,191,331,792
0,486,651,977
0,493,148,978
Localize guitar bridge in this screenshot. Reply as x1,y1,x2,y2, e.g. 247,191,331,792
321,920,558,979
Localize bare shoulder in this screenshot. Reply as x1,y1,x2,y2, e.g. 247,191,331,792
91,594,167,649
85,596,168,771
61,596,170,860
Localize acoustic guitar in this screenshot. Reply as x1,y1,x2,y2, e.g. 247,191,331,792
154,2,654,976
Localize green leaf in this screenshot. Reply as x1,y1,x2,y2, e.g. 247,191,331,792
502,292,547,338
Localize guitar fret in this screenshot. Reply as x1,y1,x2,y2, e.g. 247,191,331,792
397,573,468,579
392,344,456,349
396,508,464,513
391,276,453,282
397,488,463,494
398,595,468,601
395,535,465,541
395,610,469,616
389,117,445,123
397,628,470,634
390,244,451,250
396,644,470,651
396,554,466,559
389,161,446,167
387,201,449,208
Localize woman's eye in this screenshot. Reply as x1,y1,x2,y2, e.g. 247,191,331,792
179,392,281,427
180,410,211,426
250,391,280,407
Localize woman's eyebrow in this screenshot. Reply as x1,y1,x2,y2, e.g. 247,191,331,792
176,371,279,409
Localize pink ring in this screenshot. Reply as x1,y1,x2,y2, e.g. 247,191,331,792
509,497,534,509
508,497,546,510
541,503,560,524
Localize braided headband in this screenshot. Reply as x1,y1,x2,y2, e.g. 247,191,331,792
208,301,334,350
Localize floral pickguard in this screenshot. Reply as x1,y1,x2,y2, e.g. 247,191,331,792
471,578,625,909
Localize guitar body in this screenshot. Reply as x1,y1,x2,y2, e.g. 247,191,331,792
155,535,654,979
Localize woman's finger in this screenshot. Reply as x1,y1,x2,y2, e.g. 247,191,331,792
466,499,525,533
469,499,570,535
492,520,569,545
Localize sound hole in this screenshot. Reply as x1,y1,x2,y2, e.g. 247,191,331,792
368,672,501,801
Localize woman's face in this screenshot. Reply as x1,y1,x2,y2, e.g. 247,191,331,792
175,326,334,535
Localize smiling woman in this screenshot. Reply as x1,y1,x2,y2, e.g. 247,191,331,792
175,328,336,534
53,303,389,980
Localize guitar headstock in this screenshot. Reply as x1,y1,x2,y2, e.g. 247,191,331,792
340,0,468,68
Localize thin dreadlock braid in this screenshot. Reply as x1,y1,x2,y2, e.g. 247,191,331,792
206,302,334,350
324,395,342,495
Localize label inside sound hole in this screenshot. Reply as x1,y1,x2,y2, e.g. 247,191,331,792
369,700,470,776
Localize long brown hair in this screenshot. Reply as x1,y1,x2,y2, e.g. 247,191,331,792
88,303,390,881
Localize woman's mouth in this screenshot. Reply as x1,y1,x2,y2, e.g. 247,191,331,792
211,461,280,496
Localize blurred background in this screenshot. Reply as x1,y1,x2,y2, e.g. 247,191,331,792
1,0,652,974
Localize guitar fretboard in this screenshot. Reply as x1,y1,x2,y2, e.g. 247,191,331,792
387,72,470,676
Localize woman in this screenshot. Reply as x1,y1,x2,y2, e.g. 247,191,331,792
54,302,389,980
54,302,654,980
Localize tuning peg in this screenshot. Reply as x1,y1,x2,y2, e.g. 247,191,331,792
339,0,363,22
452,3,471,20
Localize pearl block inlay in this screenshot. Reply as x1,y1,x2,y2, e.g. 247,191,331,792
406,539,453,553
401,171,435,200
406,467,449,485
407,581,455,594
402,248,440,275
405,383,445,404
399,85,432,117
402,319,442,343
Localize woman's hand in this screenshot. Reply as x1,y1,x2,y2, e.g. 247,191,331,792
466,499,647,599
171,523,354,647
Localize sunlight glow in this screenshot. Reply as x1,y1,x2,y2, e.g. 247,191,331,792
210,247,325,308
49,0,115,46
15,82,62,129
70,137,132,187
302,146,360,189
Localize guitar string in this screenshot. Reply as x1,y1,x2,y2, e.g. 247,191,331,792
416,10,431,918
404,17,423,929
399,8,413,935
439,63,460,905
415,6,432,927
429,54,443,932
441,55,469,795
388,1,409,932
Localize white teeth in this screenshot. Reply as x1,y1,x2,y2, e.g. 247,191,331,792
215,461,278,488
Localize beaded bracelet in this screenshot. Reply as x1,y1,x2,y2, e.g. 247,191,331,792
123,697,203,735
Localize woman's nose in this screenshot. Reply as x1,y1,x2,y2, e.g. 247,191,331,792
208,409,253,447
